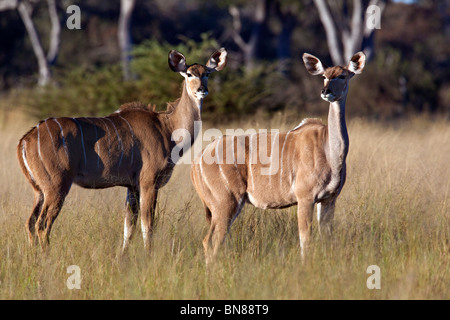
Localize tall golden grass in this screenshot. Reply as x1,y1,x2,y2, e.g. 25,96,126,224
0,109,448,299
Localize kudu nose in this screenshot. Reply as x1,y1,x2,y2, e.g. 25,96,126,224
198,86,208,94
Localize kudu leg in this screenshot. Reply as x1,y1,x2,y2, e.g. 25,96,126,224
204,199,242,264
139,185,158,251
25,189,44,246
316,199,336,239
296,198,314,258
35,181,71,249
35,194,67,249
122,187,140,252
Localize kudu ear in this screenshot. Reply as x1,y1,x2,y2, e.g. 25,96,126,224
206,48,228,72
347,51,366,75
168,50,188,73
302,53,327,76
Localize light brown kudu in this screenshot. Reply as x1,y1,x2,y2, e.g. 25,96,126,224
17,48,228,251
191,52,365,263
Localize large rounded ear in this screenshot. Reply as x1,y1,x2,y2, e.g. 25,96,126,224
168,50,188,73
206,48,228,72
302,53,327,76
347,51,366,74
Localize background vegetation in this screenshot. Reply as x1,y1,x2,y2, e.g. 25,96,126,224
0,0,448,300
0,0,448,120
0,113,448,299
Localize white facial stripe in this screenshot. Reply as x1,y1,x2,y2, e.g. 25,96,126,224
184,72,208,104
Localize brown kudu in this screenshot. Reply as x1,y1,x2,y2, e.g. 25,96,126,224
191,52,365,263
17,48,228,251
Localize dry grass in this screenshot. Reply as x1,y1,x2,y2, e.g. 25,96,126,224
0,109,448,299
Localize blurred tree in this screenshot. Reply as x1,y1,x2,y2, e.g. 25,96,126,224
0,0,61,86
313,0,387,65
225,0,269,71
118,0,135,80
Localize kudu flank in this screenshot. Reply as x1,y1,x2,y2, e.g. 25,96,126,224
17,48,227,250
191,52,365,263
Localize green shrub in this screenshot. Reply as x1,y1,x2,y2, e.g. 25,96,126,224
26,34,284,121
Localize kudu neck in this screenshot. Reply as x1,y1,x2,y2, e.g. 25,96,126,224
166,80,202,137
326,96,349,171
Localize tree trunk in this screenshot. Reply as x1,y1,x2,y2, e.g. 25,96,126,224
17,1,51,86
274,2,297,74
313,0,386,65
229,0,267,72
46,0,60,65
313,0,345,65
118,0,136,81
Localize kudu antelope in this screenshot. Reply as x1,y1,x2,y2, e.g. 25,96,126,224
17,48,228,250
191,52,365,263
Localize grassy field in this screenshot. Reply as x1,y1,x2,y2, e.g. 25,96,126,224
0,110,448,300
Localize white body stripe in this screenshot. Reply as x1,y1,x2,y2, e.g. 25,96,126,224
215,137,231,192
21,141,35,182
53,119,69,160
72,118,87,166
44,120,58,158
292,119,308,131
119,115,135,166
36,123,43,162
248,134,256,191
98,118,111,158
199,144,215,198
279,131,291,188
268,132,280,184
231,136,245,190
104,117,124,168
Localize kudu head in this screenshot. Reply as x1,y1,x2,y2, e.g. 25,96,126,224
302,52,366,103
168,48,228,104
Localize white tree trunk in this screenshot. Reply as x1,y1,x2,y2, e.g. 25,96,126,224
17,1,51,86
46,0,60,65
1,0,61,86
118,0,136,80
313,0,345,65
313,0,386,65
